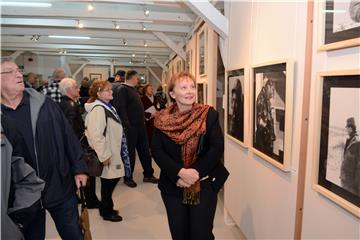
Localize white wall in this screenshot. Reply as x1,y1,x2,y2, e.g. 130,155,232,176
224,1,307,238
83,65,109,81
301,2,360,239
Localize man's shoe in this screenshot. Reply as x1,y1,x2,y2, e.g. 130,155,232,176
143,176,159,184
102,212,123,222
99,209,119,217
124,179,137,188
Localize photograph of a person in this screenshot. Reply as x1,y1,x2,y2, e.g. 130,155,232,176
197,83,205,104
253,63,286,164
323,0,360,50
227,69,245,143
318,75,360,208
198,30,206,76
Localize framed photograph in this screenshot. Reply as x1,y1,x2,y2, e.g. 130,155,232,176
176,59,182,73
186,50,192,72
225,67,249,147
250,60,294,171
312,70,360,218
90,73,102,81
197,27,207,77
139,74,147,85
197,83,207,104
319,0,360,51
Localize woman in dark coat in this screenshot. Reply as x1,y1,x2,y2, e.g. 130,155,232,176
141,84,159,145
151,72,229,240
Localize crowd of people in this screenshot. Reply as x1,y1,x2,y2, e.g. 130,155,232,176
1,58,228,240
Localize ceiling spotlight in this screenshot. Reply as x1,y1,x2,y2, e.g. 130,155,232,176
59,49,67,54
144,41,148,47
123,39,127,45
143,60,146,64
88,3,94,11
144,9,150,16
142,25,146,31
129,60,132,64
132,53,136,57
115,24,120,30
77,20,84,28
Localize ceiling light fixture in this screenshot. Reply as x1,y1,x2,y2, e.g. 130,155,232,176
49,35,91,39
144,9,150,16
123,39,127,45
142,24,146,31
88,3,94,11
132,53,136,57
144,41,148,47
0,2,52,7
77,20,84,28
114,22,120,30
30,35,40,42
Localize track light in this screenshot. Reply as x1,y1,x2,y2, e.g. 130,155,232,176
142,24,146,31
123,39,127,45
30,35,40,42
77,20,84,28
88,3,94,11
144,9,150,16
132,53,136,57
144,41,148,47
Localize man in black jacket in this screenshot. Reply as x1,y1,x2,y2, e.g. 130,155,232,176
59,77,101,208
1,59,88,240
112,70,158,187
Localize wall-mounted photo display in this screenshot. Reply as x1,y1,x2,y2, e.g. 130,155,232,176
225,67,249,147
312,70,360,218
138,73,147,85
319,0,360,51
186,50,192,72
197,27,207,77
197,83,207,104
90,73,102,81
176,59,182,73
250,60,294,171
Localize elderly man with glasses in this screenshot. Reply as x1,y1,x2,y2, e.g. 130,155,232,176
1,58,88,240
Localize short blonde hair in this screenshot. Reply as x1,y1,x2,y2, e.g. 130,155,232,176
167,72,196,102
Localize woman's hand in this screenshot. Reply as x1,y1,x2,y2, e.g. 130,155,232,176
176,178,191,188
103,158,111,166
178,168,199,185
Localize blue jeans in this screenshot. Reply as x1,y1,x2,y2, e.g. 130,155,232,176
24,194,83,240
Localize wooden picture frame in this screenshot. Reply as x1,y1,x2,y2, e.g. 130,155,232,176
90,73,102,81
312,70,360,218
225,66,250,148
319,0,360,51
186,50,192,73
250,60,294,171
197,26,207,77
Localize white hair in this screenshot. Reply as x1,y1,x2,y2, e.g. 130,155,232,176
59,78,76,95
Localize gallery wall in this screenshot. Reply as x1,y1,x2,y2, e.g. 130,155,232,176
301,1,360,238
223,1,307,238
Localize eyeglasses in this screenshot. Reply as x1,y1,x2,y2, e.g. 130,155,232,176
0,68,24,75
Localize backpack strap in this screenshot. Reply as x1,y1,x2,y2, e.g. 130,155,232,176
91,105,120,136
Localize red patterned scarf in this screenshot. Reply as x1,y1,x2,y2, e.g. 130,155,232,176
154,103,210,205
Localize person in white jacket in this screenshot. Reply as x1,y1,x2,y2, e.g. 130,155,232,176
84,80,125,222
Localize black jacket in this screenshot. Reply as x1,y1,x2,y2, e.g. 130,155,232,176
59,96,85,139
151,107,228,197
2,89,87,208
112,84,145,129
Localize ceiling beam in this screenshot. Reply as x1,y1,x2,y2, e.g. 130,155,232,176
1,18,192,34
1,27,185,42
146,66,161,84
1,5,195,24
153,31,185,60
185,0,228,39
149,56,167,70
9,50,23,61
72,63,87,78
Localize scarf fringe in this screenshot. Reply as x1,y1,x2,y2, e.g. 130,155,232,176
182,190,200,205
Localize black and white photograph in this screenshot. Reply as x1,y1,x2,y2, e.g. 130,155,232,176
197,83,205,104
322,0,360,50
227,69,245,143
186,50,191,72
253,63,286,164
198,30,206,76
318,75,360,207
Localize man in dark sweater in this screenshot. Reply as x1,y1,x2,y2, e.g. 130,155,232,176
112,70,158,187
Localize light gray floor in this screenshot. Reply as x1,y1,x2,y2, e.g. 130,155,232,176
46,162,245,240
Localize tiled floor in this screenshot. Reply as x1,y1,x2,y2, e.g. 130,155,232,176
46,162,245,239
